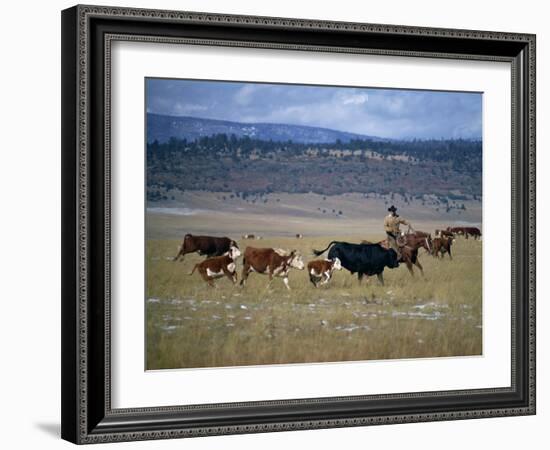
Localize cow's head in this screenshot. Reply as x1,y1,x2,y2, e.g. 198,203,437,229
386,249,400,268
331,257,342,271
289,251,305,270
228,245,241,260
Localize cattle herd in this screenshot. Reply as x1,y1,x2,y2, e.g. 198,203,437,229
173,226,481,290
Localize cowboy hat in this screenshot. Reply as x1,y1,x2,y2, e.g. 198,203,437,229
388,205,397,213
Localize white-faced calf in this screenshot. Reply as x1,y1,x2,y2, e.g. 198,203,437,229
307,257,342,287
189,246,241,287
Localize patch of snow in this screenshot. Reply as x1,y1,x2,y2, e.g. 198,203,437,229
147,207,206,216
335,323,369,332
413,302,448,310
392,310,445,320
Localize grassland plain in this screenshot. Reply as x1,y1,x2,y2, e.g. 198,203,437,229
146,234,482,370
146,191,482,239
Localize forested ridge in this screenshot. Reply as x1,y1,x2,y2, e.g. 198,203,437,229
147,133,482,200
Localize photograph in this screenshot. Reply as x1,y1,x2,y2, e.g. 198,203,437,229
56,2,536,445
145,78,483,370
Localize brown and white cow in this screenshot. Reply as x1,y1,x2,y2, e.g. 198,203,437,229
295,233,303,239
173,234,238,261
307,257,342,287
188,245,241,287
240,247,305,290
432,236,453,259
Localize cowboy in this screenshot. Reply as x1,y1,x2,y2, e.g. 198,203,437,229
384,205,409,258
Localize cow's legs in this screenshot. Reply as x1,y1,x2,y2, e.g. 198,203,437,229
320,272,331,285
223,267,237,284
265,264,275,283
197,268,215,287
282,276,291,291
358,273,364,284
173,245,185,262
263,270,275,291
197,268,209,283
309,273,319,287
376,273,384,285
240,263,250,286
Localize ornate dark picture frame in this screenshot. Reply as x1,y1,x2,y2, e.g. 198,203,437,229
61,4,536,444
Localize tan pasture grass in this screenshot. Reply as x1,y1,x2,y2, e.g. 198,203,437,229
146,235,482,369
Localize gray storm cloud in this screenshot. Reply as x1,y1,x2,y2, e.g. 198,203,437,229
146,78,482,140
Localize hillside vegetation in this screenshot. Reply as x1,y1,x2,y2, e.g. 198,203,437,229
147,133,482,200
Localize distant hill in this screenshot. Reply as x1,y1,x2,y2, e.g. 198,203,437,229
146,132,482,200
147,113,387,144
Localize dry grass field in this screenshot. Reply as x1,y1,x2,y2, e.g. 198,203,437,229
146,191,482,239
146,233,482,370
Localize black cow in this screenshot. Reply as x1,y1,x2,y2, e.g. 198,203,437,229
313,241,399,285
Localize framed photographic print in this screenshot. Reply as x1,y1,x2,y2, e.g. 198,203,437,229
61,5,536,444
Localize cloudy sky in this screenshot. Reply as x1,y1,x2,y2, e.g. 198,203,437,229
146,78,482,140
